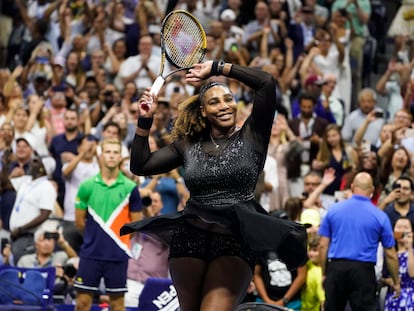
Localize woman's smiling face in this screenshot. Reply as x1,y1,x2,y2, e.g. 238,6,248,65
200,85,237,130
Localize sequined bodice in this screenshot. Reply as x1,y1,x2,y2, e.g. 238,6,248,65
184,131,264,207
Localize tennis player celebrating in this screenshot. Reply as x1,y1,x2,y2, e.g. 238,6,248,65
123,60,307,311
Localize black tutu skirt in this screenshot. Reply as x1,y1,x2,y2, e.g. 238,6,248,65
121,199,308,270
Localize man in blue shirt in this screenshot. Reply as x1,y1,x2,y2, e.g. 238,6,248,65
319,172,400,311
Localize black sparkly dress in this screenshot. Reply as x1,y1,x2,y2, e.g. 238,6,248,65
122,65,307,269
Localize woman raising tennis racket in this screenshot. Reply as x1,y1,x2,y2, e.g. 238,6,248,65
122,60,307,311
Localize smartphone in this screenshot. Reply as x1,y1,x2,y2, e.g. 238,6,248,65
44,232,59,240
374,111,385,118
35,56,49,65
392,183,401,190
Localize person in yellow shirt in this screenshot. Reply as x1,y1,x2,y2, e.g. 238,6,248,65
301,235,325,311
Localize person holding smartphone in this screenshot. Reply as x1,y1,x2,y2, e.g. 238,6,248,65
380,177,414,228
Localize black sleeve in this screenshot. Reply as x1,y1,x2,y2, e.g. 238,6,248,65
228,64,278,153
130,136,184,176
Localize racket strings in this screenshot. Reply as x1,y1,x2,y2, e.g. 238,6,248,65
163,14,205,68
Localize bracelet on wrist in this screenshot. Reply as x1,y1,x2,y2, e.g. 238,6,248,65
137,117,153,130
217,60,226,75
211,60,219,76
175,177,184,184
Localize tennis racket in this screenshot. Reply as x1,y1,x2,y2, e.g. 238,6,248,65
141,10,207,111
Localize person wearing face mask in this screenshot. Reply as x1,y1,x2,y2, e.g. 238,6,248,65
122,60,308,311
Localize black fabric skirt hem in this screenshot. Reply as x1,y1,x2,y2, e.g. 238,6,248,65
120,199,308,270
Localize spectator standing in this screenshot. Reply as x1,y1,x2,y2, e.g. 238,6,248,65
49,108,83,207
302,168,336,220
320,73,345,126
331,0,371,108
61,134,100,252
267,114,295,209
380,177,414,227
9,157,57,263
288,92,329,196
6,137,34,180
341,88,385,144
117,34,161,92
291,74,336,124
319,172,401,311
243,1,283,58
383,216,414,311
74,139,142,311
288,6,318,60
312,124,358,197
378,147,411,204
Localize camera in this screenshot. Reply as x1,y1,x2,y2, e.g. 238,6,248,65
62,264,77,278
374,111,384,118
141,196,152,207
44,231,59,240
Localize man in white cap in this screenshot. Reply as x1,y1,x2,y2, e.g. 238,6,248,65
220,9,245,53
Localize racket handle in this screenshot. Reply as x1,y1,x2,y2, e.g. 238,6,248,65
140,99,152,111
140,76,165,111
150,76,165,95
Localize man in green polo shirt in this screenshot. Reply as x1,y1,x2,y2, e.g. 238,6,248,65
74,139,142,311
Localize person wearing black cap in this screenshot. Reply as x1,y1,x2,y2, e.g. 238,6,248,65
8,156,57,263
7,137,35,179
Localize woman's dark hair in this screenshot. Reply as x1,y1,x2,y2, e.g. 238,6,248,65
284,197,303,221
380,146,411,186
298,91,317,106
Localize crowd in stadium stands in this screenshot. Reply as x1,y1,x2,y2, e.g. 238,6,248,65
0,0,413,310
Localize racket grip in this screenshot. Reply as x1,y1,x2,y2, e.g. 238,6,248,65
140,76,165,111
140,99,152,111
150,76,165,95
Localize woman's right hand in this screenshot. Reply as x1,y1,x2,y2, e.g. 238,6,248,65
138,87,158,117
186,61,213,82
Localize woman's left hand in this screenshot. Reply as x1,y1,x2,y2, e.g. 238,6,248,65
186,61,213,82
